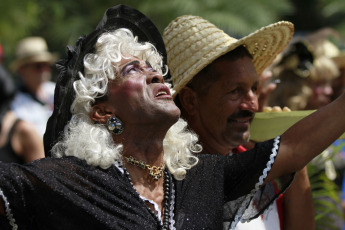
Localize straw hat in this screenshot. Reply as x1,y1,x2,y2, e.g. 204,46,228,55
163,15,294,96
11,37,58,71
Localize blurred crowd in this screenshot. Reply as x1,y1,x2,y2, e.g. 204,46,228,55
0,36,55,164
262,27,345,230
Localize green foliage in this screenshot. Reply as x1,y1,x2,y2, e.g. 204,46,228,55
308,162,344,230
1,0,345,73
0,0,293,67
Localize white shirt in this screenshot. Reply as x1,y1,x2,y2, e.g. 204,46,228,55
11,81,55,137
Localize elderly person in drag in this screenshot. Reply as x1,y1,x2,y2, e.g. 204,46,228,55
1,4,345,230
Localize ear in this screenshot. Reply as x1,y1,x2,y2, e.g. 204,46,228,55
178,87,199,116
89,104,114,124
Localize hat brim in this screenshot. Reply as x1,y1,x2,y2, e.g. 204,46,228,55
11,52,58,71
164,17,294,97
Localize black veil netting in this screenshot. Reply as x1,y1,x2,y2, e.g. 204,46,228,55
43,4,168,157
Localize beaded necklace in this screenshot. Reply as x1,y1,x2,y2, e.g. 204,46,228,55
123,167,171,229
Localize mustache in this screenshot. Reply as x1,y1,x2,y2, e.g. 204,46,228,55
228,110,254,120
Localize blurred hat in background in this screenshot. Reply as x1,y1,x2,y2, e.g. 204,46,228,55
10,36,58,71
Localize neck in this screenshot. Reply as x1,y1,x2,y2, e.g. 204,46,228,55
114,120,171,161
116,128,165,185
118,134,164,163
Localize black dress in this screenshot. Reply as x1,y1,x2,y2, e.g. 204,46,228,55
0,137,293,230
0,119,24,164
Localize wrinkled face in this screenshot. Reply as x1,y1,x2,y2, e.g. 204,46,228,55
192,55,259,154
104,56,180,127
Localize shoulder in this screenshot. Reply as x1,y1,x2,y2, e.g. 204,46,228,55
12,119,41,147
27,156,88,170
14,119,37,136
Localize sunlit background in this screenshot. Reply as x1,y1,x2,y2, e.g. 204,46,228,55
1,0,345,68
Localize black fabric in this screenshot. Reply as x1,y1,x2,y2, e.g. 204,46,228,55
0,139,293,229
0,119,23,164
43,4,168,157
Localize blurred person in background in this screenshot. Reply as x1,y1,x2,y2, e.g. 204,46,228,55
267,37,344,230
268,39,340,111
267,41,315,110
320,38,345,229
0,44,44,163
10,37,57,136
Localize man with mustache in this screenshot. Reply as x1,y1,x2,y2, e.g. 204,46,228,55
163,16,314,229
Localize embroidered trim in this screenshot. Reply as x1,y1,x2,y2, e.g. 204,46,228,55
139,195,163,223
229,136,280,230
113,161,176,229
0,188,18,230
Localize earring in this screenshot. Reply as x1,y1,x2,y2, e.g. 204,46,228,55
107,116,124,135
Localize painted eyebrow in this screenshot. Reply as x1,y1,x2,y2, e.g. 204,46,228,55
145,61,152,68
121,60,140,74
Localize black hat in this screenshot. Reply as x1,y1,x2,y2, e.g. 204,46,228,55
43,4,167,156
278,41,314,78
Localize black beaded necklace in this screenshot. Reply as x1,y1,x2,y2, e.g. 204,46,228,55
124,167,171,230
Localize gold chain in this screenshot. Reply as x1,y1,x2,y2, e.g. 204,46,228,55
123,156,165,181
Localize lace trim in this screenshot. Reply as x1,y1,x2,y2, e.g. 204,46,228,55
113,161,176,229
0,188,18,230
113,159,124,174
139,195,163,223
169,181,176,230
229,136,280,230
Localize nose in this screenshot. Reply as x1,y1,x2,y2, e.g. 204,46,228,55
147,70,164,84
240,89,258,112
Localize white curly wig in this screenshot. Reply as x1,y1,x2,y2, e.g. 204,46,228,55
51,28,200,180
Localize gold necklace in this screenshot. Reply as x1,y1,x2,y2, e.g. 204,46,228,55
123,156,165,181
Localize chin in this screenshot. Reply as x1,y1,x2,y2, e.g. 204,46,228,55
161,106,181,124
231,131,251,146
167,103,181,117
170,108,181,123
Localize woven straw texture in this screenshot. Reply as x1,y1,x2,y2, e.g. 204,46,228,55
163,15,294,96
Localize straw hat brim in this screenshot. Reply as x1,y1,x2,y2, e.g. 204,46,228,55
163,16,294,97
10,52,58,72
